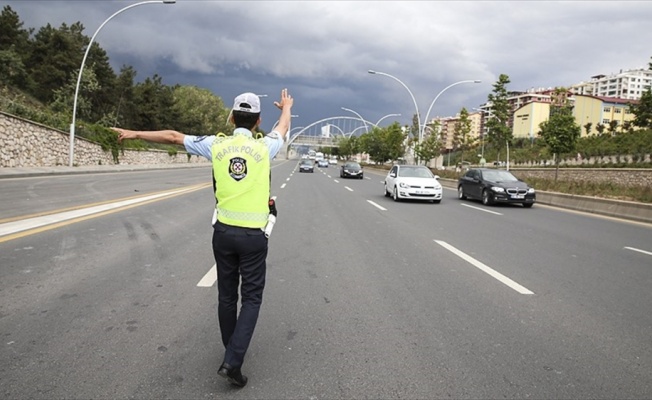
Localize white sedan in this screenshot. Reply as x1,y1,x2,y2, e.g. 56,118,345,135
384,165,443,203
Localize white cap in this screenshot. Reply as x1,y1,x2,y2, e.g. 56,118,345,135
232,92,261,113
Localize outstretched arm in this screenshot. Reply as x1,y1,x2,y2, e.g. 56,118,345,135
112,128,186,145
272,88,294,140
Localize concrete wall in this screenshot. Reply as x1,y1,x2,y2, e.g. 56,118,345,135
0,111,209,168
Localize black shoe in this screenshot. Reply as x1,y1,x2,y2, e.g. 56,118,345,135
218,362,248,388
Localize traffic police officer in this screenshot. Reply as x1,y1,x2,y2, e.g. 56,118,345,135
113,88,294,388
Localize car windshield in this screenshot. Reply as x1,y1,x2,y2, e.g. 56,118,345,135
300,160,312,165
482,170,518,182
344,163,361,169
398,166,433,178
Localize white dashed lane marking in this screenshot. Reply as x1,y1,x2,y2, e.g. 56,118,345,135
435,240,535,295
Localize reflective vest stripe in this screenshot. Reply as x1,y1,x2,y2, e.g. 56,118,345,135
215,206,269,224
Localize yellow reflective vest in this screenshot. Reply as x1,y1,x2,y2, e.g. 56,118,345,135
211,133,270,228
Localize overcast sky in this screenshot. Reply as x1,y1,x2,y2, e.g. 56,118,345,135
6,0,652,133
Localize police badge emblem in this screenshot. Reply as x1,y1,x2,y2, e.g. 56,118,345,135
229,157,247,181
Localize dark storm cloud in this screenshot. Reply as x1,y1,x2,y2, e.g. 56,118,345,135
5,0,652,132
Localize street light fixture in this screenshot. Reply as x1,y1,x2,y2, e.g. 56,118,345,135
69,0,176,167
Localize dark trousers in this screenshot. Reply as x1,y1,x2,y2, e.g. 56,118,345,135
212,220,268,368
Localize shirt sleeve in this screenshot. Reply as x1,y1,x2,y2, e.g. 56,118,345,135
264,131,284,159
183,135,214,160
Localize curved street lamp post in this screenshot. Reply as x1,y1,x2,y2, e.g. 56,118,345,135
375,113,401,127
421,80,481,143
69,0,176,167
369,70,480,165
368,70,420,142
341,107,371,134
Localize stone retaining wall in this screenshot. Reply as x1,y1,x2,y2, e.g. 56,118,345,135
510,168,652,188
0,111,208,167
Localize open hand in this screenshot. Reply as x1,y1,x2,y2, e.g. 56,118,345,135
111,127,135,143
274,88,293,110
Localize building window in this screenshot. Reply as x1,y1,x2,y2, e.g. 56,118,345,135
602,119,610,124
603,107,611,112
615,108,622,114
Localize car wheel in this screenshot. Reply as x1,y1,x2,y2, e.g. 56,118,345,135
359,175,364,179
393,186,400,202
433,200,441,204
384,182,390,197
482,189,494,205
458,186,467,200
523,203,534,208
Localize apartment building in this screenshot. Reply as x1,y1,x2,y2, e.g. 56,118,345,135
428,112,482,151
570,68,652,100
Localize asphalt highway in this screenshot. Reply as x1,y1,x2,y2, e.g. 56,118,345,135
1,161,651,399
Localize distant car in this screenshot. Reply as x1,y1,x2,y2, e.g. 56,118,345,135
317,159,329,168
384,165,442,203
299,159,314,173
457,168,535,207
329,157,337,165
340,161,363,179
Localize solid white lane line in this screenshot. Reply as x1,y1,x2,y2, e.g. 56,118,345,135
345,187,354,192
197,264,217,287
0,185,204,238
435,240,535,295
461,203,503,215
367,200,387,211
624,246,652,256
281,183,287,189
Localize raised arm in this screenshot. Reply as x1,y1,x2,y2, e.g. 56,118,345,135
272,88,294,140
112,128,186,145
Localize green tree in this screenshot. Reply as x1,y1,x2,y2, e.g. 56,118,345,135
485,74,512,159
0,6,31,51
410,113,420,140
595,123,606,135
172,85,228,136
337,136,358,160
132,74,179,131
0,48,28,86
113,65,137,128
538,106,581,181
26,23,82,102
452,108,474,164
358,123,406,164
49,66,99,121
583,122,592,136
384,122,407,162
630,87,652,129
414,120,443,165
0,6,32,89
608,120,619,135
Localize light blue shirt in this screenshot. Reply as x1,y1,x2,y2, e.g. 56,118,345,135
183,128,284,161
